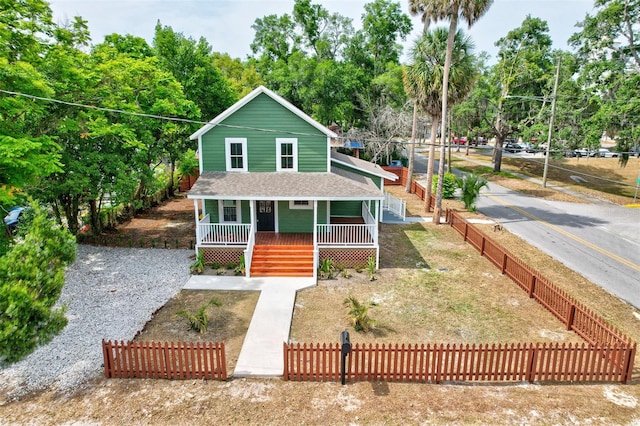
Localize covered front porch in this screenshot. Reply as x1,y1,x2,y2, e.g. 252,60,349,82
191,199,380,278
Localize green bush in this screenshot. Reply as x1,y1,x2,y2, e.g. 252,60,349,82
432,172,457,199
0,202,76,364
344,295,377,333
456,173,489,212
175,297,221,334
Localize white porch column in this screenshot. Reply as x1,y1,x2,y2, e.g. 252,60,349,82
374,200,379,246
374,200,380,269
250,200,256,229
193,199,200,254
313,200,318,247
313,200,318,280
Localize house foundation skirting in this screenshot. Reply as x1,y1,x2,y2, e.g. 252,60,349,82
319,247,377,269
199,247,244,265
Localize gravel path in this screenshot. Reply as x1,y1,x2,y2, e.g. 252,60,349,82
0,245,192,401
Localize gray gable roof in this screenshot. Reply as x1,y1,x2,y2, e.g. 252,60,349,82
187,171,384,200
330,151,398,181
190,86,338,140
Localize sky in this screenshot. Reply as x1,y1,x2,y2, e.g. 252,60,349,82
48,0,595,63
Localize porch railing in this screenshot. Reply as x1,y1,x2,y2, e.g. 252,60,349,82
383,191,406,221
197,222,250,246
316,224,376,246
361,201,376,225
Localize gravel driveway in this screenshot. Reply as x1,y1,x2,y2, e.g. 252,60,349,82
0,245,192,401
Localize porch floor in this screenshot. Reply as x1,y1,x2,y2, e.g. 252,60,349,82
255,232,313,246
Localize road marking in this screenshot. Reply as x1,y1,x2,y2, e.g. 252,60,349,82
485,194,640,272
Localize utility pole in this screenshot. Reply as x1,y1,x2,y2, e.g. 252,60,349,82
542,58,561,187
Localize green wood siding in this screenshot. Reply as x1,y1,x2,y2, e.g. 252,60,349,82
331,200,361,217
205,200,218,222
277,201,313,232
331,162,383,189
200,93,328,172
317,201,328,225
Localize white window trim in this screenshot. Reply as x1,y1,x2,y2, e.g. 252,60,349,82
218,200,242,224
225,138,248,172
289,200,312,210
276,138,298,172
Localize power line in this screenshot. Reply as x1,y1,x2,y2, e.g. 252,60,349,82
0,89,331,139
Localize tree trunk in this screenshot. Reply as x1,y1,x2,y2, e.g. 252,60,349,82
493,101,505,172
167,159,176,197
406,101,418,193
433,14,459,224
424,119,439,212
88,199,102,236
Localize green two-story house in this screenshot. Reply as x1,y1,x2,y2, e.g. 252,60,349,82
187,86,397,278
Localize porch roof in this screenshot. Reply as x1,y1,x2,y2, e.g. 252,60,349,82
330,151,399,181
187,170,384,200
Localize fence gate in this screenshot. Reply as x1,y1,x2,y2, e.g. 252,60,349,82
383,191,406,221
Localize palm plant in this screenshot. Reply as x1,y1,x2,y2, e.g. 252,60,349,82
175,297,222,334
344,295,378,333
409,0,494,222
456,173,488,211
404,27,477,212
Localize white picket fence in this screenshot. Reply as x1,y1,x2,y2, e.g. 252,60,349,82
383,192,406,221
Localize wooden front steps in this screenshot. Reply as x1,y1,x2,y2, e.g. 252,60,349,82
250,245,314,277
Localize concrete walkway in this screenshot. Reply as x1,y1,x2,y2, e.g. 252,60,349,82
184,275,315,377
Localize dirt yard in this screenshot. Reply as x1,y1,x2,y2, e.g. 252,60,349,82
1,185,639,424
93,191,196,249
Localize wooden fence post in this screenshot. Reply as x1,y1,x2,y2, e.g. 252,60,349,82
528,275,536,298
525,343,537,383
480,236,486,256
283,343,289,380
102,340,111,378
622,343,636,384
501,253,508,274
566,304,576,331
463,223,469,241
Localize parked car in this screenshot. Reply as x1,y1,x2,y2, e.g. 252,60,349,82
574,148,590,157
504,142,523,153
597,148,618,158
388,159,403,167
520,142,535,153
453,136,467,145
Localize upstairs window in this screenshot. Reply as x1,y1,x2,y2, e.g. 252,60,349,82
276,138,297,172
225,138,247,172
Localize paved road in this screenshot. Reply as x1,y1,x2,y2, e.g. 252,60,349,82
476,180,640,310
412,151,640,309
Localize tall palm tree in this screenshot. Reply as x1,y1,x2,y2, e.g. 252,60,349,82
409,0,493,223
404,28,476,211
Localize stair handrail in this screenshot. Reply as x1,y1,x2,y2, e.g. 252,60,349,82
243,224,255,277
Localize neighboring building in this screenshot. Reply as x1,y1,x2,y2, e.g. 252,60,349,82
188,86,397,278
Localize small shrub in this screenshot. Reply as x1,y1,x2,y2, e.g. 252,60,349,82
175,297,221,334
318,258,335,279
344,295,377,333
366,256,376,281
234,255,246,276
190,252,205,274
456,173,489,212
340,269,352,279
210,262,221,270
225,261,236,269
432,172,457,199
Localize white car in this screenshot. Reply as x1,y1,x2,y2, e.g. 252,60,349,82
598,148,619,158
